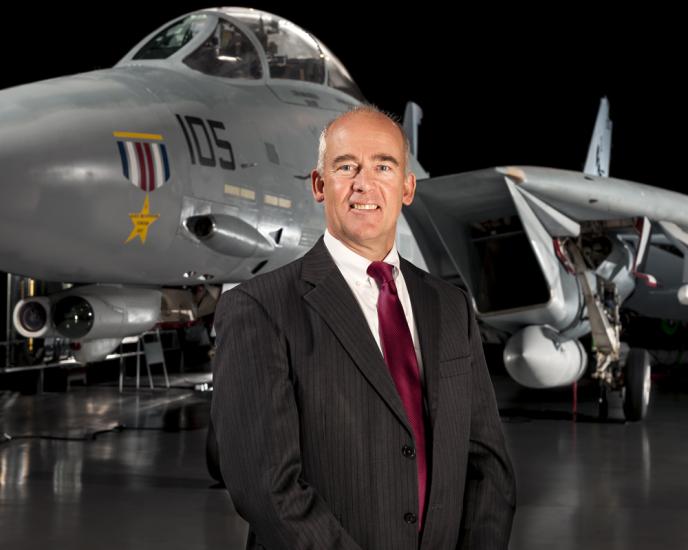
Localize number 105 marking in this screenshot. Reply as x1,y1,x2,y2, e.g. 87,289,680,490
176,114,235,170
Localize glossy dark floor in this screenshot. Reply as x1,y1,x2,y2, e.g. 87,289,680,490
1,369,687,549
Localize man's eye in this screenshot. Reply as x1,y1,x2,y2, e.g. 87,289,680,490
338,165,352,171
379,165,391,172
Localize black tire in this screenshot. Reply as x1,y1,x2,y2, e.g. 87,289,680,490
623,348,651,421
206,416,224,485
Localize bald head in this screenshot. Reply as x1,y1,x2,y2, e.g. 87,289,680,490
316,104,411,176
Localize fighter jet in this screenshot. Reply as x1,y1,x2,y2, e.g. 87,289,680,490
405,97,688,422
2,7,686,424
1,6,427,363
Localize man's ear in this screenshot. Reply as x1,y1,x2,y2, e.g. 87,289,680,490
311,169,325,202
402,171,416,206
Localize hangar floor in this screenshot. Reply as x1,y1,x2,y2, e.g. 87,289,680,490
1,367,687,549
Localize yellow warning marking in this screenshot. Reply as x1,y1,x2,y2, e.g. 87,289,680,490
224,184,241,196
224,184,256,200
264,194,292,209
113,131,163,141
125,193,160,244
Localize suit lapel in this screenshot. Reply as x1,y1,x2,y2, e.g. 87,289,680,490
300,235,442,437
399,256,441,432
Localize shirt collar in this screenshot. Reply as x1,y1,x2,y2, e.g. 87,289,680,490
323,227,400,286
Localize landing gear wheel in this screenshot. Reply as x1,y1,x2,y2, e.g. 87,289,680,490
622,348,651,421
206,417,224,485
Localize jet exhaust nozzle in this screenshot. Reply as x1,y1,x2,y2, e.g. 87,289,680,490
13,297,51,338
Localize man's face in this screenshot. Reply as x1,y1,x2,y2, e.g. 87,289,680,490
311,112,416,260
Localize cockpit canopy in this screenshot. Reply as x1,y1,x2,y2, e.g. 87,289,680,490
126,7,364,101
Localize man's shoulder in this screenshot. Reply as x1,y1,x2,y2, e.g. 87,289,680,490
401,257,469,304
214,255,308,335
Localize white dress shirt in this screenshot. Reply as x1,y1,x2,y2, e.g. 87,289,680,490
322,228,426,397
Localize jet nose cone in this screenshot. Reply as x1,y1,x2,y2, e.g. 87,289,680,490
0,70,177,280
0,75,123,261
1,73,133,204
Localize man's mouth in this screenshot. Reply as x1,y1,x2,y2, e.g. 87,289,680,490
350,203,380,210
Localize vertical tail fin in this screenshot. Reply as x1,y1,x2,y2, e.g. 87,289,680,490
583,97,613,177
402,101,423,158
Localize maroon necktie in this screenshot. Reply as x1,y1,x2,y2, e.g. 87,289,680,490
367,260,427,531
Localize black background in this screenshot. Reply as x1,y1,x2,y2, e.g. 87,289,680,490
2,3,683,189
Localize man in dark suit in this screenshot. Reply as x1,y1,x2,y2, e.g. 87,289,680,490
211,105,516,549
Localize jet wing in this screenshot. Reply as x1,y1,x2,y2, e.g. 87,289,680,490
404,165,688,310
412,165,688,229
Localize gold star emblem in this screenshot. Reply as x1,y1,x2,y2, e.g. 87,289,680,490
125,193,160,244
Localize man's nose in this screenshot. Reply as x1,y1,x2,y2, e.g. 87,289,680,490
352,165,375,191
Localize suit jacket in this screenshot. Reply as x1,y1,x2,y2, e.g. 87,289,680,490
211,235,516,550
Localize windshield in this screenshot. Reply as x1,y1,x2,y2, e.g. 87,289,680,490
133,14,210,60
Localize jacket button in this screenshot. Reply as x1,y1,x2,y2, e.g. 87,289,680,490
402,445,416,459
404,512,417,524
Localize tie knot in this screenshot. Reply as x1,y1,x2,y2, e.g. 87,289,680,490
367,260,395,287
